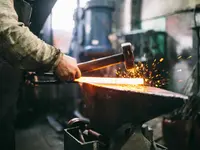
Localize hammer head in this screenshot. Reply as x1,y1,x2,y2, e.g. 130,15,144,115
121,42,135,70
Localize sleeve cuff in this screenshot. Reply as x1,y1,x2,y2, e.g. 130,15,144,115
50,49,64,72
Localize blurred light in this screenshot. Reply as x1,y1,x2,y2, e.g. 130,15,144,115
178,80,183,82
52,0,76,32
159,58,164,62
177,69,182,72
80,0,89,7
92,40,99,45
52,0,89,32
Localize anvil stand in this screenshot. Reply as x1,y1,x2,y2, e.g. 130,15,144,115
64,120,168,150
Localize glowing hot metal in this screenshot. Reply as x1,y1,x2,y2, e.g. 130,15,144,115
75,77,144,85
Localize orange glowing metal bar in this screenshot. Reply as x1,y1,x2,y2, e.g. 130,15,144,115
75,77,144,85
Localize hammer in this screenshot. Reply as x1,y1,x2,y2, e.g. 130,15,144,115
77,42,134,72
27,42,134,83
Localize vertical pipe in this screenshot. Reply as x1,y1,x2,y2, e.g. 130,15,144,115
194,6,200,93
121,0,132,33
131,0,142,29
197,28,200,92
77,0,80,8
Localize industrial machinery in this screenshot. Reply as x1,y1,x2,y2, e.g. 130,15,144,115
69,0,115,62
123,30,167,61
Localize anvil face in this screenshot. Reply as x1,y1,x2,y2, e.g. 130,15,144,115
79,83,188,136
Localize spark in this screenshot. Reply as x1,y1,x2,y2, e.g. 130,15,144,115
159,58,164,62
178,56,182,59
115,58,169,88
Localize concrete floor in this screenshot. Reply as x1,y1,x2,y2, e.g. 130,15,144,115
16,117,64,150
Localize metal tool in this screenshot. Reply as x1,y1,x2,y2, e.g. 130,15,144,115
67,118,107,144
77,42,134,72
69,0,115,59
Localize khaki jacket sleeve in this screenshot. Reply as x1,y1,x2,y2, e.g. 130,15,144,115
0,0,63,72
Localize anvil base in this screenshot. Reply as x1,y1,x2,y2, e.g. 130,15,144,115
64,125,167,150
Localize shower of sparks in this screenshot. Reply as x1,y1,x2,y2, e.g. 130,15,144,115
116,58,169,87
115,55,193,88
160,58,164,62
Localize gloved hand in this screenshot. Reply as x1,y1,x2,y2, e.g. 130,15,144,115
55,55,81,81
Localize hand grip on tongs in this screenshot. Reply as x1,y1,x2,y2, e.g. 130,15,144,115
25,72,78,85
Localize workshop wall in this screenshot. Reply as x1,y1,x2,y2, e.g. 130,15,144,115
141,0,199,20
140,0,199,94
113,0,132,33
166,13,195,94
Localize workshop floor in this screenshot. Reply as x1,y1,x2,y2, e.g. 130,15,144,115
16,116,164,150
16,117,64,150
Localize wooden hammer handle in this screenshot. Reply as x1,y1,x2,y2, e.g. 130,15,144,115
29,53,124,79
78,53,124,73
